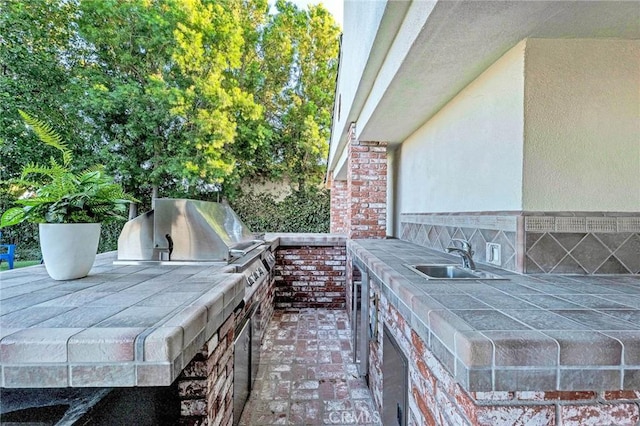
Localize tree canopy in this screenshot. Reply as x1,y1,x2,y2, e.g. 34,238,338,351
0,0,341,205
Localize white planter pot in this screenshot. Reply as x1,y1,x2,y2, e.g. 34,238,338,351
39,223,101,280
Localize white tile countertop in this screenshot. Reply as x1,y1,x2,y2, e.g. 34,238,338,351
0,233,347,389
349,239,640,392
0,252,244,388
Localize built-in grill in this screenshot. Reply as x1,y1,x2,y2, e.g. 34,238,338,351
116,198,264,265
115,197,275,300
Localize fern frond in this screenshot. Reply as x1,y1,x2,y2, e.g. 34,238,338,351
18,109,73,166
20,162,65,181
82,165,106,174
5,111,136,225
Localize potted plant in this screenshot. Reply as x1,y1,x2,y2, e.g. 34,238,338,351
0,110,136,280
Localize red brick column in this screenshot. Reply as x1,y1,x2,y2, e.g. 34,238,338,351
346,124,387,239
329,123,388,239
178,314,235,426
329,176,348,234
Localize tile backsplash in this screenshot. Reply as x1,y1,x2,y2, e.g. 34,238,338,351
400,212,640,275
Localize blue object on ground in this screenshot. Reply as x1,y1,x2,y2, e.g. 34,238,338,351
0,231,16,269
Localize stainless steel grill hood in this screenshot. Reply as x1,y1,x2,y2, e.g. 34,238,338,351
116,198,262,264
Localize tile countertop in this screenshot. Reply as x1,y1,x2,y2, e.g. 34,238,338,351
0,252,244,388
349,239,640,393
0,233,347,389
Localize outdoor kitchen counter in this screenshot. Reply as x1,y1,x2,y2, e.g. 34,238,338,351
264,232,347,246
349,239,640,393
0,252,244,388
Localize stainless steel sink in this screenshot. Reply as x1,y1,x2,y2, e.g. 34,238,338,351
404,264,506,280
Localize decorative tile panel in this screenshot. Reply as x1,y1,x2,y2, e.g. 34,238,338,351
587,217,618,233
525,217,555,232
400,213,520,272
616,235,640,274
401,212,640,275
555,217,587,232
619,218,640,232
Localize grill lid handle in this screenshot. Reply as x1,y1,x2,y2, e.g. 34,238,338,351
165,234,174,260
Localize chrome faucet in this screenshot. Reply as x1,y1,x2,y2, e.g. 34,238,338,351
446,239,476,270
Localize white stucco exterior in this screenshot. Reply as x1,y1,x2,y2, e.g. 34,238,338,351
395,38,640,216
328,1,408,178
523,39,640,211
356,0,435,143
396,42,526,214
328,1,640,236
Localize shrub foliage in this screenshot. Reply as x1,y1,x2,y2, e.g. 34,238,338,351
2,189,330,261
230,188,330,233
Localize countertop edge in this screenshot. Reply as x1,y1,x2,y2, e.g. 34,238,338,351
347,239,640,393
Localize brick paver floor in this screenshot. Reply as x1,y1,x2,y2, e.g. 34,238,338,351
239,308,382,425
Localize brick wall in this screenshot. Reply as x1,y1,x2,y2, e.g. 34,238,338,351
178,313,235,426
347,137,387,239
329,123,388,239
329,178,348,234
367,279,640,425
274,245,346,309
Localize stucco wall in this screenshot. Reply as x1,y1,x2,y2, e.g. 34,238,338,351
395,38,639,218
328,1,386,166
396,41,526,214
356,0,435,143
523,39,640,212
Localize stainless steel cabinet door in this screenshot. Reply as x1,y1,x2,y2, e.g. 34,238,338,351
383,325,408,426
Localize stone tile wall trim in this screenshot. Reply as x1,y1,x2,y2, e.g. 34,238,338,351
400,212,520,231
525,216,640,233
400,211,640,274
265,233,347,247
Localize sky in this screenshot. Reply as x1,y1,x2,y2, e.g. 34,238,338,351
288,0,344,27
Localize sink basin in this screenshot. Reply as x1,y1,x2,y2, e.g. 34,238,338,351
404,264,506,280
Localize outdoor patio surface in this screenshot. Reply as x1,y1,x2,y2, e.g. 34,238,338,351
239,308,382,425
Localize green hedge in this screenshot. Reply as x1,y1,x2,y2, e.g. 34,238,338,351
230,188,330,233
1,189,330,261
0,222,41,261
0,220,124,262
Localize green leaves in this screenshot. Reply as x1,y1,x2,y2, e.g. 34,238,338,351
233,0,341,189
0,207,26,228
0,111,136,227
18,110,72,167
230,188,330,233
1,0,340,205
4,166,135,225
